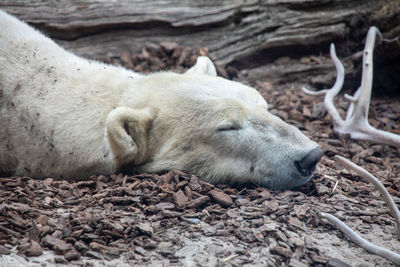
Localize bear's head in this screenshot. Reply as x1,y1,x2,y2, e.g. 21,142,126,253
105,57,322,190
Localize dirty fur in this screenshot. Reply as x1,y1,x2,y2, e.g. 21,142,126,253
0,10,320,189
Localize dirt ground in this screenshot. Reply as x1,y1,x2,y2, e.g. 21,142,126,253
0,43,399,267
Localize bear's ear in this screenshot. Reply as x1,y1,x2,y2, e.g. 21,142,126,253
185,56,217,76
105,107,156,168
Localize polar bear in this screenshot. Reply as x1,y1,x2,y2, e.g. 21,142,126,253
0,10,323,190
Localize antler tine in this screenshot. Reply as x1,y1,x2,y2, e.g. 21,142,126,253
323,43,345,127
303,27,400,147
344,26,380,124
338,27,400,147
301,87,328,96
319,155,400,265
302,43,345,126
320,212,400,265
335,155,400,239
345,88,360,121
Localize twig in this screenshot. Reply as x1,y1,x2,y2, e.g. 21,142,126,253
220,253,239,263
323,174,338,181
122,175,127,187
320,212,400,265
332,180,339,194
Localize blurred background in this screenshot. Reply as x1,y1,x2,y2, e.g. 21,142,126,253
2,0,400,95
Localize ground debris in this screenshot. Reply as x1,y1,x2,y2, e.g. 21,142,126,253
1,42,399,266
209,189,233,207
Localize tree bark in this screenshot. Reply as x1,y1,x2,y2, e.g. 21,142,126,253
1,0,400,91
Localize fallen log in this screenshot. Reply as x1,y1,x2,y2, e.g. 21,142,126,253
1,0,399,70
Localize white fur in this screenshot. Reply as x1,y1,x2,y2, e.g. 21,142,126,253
0,10,319,189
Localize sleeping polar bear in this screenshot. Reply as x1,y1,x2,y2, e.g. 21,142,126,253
0,10,323,190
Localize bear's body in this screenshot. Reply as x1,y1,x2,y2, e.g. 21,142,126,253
0,11,142,178
0,10,322,190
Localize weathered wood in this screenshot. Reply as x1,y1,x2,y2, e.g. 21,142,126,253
1,0,399,70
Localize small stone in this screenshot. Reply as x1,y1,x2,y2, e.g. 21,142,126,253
44,196,52,205
156,202,175,210
64,248,81,261
120,50,133,69
72,229,83,238
143,238,158,249
310,254,328,263
315,183,330,195
156,241,173,250
74,240,89,252
136,222,153,237
0,245,11,255
289,258,309,267
144,43,161,57
110,222,125,234
89,241,104,251
186,195,209,208
184,186,192,199
201,223,216,236
288,216,305,230
185,218,200,224
263,199,279,212
360,216,373,223
215,221,225,229
52,230,62,239
85,250,102,259
134,246,146,256
36,215,49,225
263,222,278,232
289,236,305,247
43,178,53,187
104,252,120,260
28,223,40,243
161,209,183,218
275,230,288,242
312,102,326,118
156,241,175,256
42,235,71,253
36,224,51,237
227,209,239,218
176,180,189,189
209,190,233,207
235,198,250,205
326,258,351,267
55,257,68,264
25,240,43,257
161,42,178,53
270,246,293,258
189,175,202,191
199,180,214,192
234,228,257,243
173,189,189,207
177,47,193,66
293,204,309,218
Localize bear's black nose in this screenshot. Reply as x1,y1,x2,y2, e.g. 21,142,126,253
295,147,323,176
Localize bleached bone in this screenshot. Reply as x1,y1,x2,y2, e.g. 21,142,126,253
320,155,400,265
303,27,400,147
320,212,400,265
334,155,400,239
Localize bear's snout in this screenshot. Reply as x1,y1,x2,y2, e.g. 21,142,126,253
294,147,323,177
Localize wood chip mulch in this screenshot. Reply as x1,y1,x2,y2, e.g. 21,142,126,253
0,42,399,266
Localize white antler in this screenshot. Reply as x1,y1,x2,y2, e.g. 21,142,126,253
335,155,400,239
320,155,400,265
303,27,400,147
